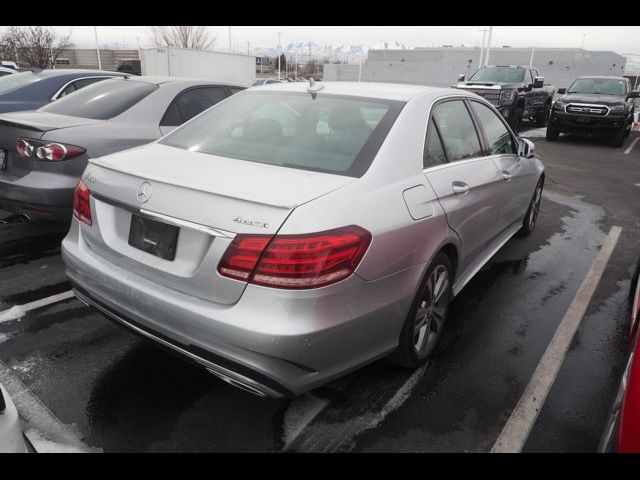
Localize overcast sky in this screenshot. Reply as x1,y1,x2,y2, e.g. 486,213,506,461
19,26,640,53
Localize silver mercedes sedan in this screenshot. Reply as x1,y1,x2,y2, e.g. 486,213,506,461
61,81,544,398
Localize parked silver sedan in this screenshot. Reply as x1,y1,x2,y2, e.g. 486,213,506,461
0,76,244,222
62,81,544,397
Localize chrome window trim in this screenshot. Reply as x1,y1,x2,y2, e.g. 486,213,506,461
50,76,118,101
91,192,236,239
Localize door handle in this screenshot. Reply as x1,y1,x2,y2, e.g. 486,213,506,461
502,170,512,181
452,181,470,195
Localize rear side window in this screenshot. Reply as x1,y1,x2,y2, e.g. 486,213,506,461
161,91,404,177
0,72,45,95
423,120,447,168
431,100,483,162
470,101,516,155
0,71,11,77
57,77,109,99
160,87,227,126
229,87,244,95
39,78,157,119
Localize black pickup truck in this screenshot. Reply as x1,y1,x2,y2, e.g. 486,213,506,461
547,76,639,147
453,65,555,132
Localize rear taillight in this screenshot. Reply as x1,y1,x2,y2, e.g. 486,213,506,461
218,226,371,289
16,138,85,161
72,179,92,225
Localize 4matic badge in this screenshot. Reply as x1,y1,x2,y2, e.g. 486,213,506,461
233,216,269,229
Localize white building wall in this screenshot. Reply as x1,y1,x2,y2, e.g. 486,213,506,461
324,48,627,89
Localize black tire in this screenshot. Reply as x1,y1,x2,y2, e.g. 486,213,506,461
610,126,626,147
535,103,550,127
546,126,560,141
389,252,453,368
517,176,544,237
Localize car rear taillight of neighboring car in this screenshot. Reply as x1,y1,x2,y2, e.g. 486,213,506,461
218,226,372,289
72,179,92,226
16,138,86,161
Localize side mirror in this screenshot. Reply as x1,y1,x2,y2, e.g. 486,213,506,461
518,138,535,159
458,74,465,82
557,87,566,94
524,84,533,92
627,91,640,99
533,76,544,88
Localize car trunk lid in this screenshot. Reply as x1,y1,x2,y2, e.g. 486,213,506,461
81,143,356,304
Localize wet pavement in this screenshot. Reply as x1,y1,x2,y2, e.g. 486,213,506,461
0,129,638,452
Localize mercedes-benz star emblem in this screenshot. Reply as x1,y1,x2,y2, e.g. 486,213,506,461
136,182,152,203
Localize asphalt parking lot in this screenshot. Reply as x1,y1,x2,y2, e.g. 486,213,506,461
0,127,638,452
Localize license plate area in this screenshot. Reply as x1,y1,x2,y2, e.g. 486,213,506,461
128,214,179,261
576,117,591,124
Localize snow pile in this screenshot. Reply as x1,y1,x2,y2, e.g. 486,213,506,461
0,305,26,324
25,429,87,453
520,127,547,138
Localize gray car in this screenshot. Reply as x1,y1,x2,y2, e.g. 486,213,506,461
62,81,544,398
0,76,244,222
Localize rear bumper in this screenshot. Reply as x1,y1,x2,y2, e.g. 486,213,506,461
0,170,76,222
61,220,422,397
549,111,628,134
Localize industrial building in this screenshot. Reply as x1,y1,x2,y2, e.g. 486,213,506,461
324,47,628,89
53,49,139,71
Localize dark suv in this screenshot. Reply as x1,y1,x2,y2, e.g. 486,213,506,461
547,76,639,147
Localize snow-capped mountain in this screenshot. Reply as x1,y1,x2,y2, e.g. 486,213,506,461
623,53,640,75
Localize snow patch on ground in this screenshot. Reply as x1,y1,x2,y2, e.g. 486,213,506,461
520,127,547,138
25,429,87,453
0,305,26,324
0,333,10,344
282,393,331,448
10,358,37,376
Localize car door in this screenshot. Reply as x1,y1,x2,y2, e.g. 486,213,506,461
424,98,502,275
159,86,228,135
468,99,529,235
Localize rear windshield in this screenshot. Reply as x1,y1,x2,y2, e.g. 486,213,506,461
161,91,404,177
567,78,627,96
469,67,525,83
39,78,157,119
0,71,45,95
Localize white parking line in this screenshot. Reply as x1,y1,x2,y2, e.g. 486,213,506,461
491,226,622,453
0,290,74,323
625,137,639,154
0,359,99,452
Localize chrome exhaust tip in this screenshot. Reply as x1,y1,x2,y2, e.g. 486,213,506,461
206,368,268,397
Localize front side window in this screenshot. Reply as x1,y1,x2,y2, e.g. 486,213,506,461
40,78,157,119
431,100,483,162
470,101,516,155
161,92,404,177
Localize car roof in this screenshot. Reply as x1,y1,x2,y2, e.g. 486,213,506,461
576,76,626,80
109,75,245,88
34,69,125,77
250,81,457,102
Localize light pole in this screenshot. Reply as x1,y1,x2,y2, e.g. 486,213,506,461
228,26,233,52
478,29,488,68
94,26,102,70
529,47,535,67
484,26,493,67
581,33,586,49
277,32,283,80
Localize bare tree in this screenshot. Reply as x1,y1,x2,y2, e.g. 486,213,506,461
150,26,216,50
0,26,73,68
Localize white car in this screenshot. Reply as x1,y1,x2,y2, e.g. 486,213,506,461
0,382,27,453
0,67,17,78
